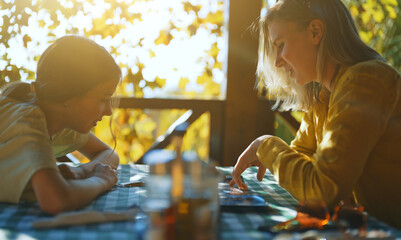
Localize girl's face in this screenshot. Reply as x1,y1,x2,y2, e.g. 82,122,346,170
268,20,320,86
63,79,119,134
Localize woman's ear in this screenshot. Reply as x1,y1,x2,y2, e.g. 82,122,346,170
308,19,324,45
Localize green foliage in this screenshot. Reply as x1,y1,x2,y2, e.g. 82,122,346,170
344,0,401,71
275,114,297,144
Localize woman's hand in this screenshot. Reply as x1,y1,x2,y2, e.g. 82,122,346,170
230,135,272,190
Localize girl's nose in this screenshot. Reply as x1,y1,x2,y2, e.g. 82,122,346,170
103,102,113,116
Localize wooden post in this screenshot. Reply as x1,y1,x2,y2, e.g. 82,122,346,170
223,0,274,166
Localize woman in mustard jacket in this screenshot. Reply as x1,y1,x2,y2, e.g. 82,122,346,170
231,0,401,229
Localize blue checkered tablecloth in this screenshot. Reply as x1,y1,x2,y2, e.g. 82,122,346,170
1,164,400,240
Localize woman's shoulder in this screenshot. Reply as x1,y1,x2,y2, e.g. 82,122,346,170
330,60,401,110
346,60,400,81
335,60,400,92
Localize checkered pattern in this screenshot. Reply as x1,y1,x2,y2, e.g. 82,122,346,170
0,164,400,240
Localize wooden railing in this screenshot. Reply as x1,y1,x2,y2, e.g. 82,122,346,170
116,97,275,166
118,98,225,163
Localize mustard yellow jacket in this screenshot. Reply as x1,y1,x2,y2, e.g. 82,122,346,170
257,60,401,229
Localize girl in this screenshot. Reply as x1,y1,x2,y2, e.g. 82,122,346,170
231,0,401,229
0,35,121,215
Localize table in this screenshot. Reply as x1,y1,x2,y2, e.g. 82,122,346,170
1,164,400,240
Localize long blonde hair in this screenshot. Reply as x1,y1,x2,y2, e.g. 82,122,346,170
258,0,384,111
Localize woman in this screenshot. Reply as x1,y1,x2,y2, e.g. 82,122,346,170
0,36,121,214
231,0,401,228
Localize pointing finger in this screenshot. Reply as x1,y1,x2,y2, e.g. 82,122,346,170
256,165,267,181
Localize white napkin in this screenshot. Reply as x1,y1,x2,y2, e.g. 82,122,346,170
32,208,138,228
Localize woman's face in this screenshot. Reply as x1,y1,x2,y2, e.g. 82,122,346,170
64,79,119,134
268,20,320,86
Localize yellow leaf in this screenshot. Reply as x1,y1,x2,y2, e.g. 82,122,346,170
121,127,131,136
213,61,222,69
200,124,209,139
206,82,220,96
377,28,384,38
183,2,201,14
135,118,157,138
179,77,190,90
39,20,46,28
364,0,375,9
381,0,397,6
149,50,156,58
385,5,397,18
154,30,173,45
359,31,373,44
155,76,166,87
187,24,197,36
22,34,31,48
130,141,145,163
373,7,385,23
204,11,224,24
90,18,108,36
206,42,219,58
350,5,359,18
197,71,212,85
360,11,371,25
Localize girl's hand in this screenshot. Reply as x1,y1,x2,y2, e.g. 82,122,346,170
58,164,86,179
230,135,272,190
90,163,118,190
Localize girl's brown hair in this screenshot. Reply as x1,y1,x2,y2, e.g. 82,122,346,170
1,36,122,151
1,35,121,103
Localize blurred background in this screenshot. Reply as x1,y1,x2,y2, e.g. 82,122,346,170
1,0,400,165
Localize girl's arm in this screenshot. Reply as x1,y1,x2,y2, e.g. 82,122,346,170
31,163,118,215
58,133,119,179
79,133,119,169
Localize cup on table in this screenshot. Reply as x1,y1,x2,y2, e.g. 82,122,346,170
142,149,220,240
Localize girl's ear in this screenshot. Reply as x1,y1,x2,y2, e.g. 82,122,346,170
308,19,324,45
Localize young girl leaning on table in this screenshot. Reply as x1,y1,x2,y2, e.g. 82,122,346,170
230,0,401,229
0,35,120,214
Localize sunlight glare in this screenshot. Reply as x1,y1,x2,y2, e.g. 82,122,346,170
83,0,110,19
4,0,226,99
271,215,290,222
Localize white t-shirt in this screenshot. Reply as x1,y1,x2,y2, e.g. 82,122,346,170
0,96,89,203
